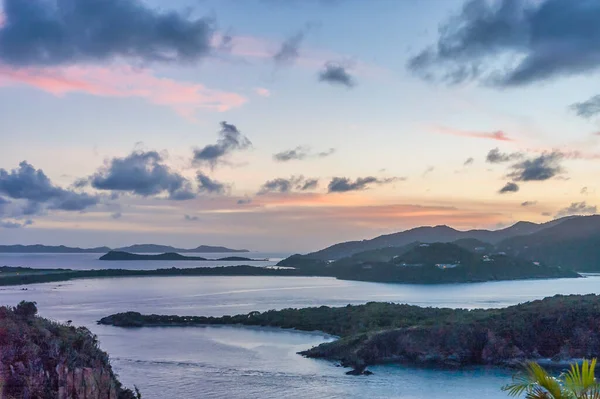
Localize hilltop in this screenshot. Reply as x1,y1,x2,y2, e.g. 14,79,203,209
1,301,139,398
279,215,600,272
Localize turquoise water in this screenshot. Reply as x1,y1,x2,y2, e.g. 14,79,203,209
3,268,599,398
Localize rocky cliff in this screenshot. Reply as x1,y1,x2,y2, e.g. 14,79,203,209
0,301,139,399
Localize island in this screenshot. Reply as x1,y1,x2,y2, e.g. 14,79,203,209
0,243,249,254
98,251,256,261
0,242,579,287
1,301,139,398
99,294,600,375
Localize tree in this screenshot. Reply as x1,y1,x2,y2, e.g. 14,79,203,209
503,359,600,399
13,301,37,318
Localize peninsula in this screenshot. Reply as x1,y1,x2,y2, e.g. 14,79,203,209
98,294,600,374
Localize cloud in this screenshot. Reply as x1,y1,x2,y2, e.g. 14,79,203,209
464,157,474,166
273,146,335,162
555,202,598,218
318,62,355,87
258,176,318,194
0,0,214,67
581,187,590,195
571,95,600,119
193,122,252,168
521,201,537,207
408,0,600,87
422,166,435,177
499,182,519,194
0,219,32,229
197,172,227,195
434,126,513,141
327,176,403,193
90,150,195,200
507,151,564,181
486,148,523,164
300,179,319,191
184,214,199,221
0,65,247,119
273,31,305,64
0,161,99,213
542,212,552,217
237,197,252,205
255,87,271,97
111,212,122,219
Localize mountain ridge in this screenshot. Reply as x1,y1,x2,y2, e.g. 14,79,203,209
0,243,249,254
293,216,584,261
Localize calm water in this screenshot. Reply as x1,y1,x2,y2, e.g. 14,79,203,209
0,251,286,270
2,256,600,398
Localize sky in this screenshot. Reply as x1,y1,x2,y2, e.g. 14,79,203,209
1,0,600,252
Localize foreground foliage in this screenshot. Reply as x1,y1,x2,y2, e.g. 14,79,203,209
504,359,600,399
0,301,139,399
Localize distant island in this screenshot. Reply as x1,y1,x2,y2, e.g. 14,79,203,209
99,251,255,261
278,215,600,273
98,294,600,375
0,243,249,254
0,241,578,287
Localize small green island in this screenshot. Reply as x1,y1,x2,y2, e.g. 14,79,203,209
98,250,256,261
98,294,600,375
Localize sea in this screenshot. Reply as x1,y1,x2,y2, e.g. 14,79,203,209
1,252,598,399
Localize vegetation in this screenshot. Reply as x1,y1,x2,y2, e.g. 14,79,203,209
99,294,600,372
0,301,139,398
504,359,600,399
0,242,578,287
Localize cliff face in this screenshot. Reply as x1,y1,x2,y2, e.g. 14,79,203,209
0,301,138,399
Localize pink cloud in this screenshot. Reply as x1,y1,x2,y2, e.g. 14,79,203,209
433,126,514,142
0,65,247,119
254,87,271,97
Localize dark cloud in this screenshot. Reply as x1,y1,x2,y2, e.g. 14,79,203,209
0,161,99,213
508,152,564,182
327,176,402,193
111,212,122,219
0,0,214,67
499,182,519,194
541,212,552,217
258,176,318,194
556,201,597,218
273,31,304,64
196,172,227,195
521,201,537,207
184,214,199,221
0,219,33,229
193,122,251,168
408,0,600,87
273,146,310,162
90,151,195,200
237,197,252,205
464,157,474,166
318,62,355,87
571,95,600,119
486,148,523,164
273,146,335,162
581,187,590,195
300,179,319,191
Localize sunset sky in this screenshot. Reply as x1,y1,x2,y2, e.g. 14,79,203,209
1,0,599,252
